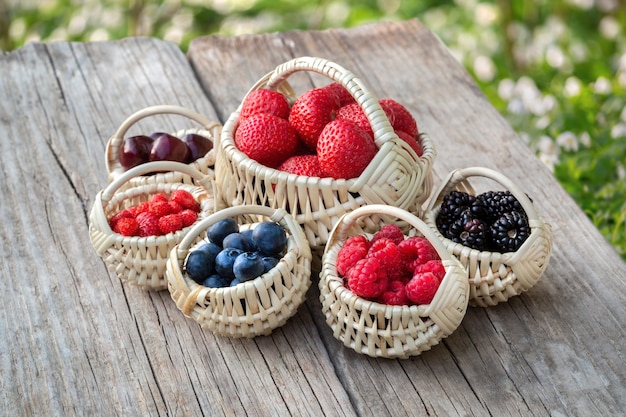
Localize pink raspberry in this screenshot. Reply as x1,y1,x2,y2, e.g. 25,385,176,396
414,260,446,283
398,236,440,273
378,279,409,306
371,224,405,245
346,257,388,299
336,235,369,277
366,238,405,281
405,271,440,305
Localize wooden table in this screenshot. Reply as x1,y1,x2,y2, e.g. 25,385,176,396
1,20,625,417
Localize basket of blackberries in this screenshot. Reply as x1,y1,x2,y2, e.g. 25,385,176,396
106,105,221,186
166,204,312,338
423,167,553,307
89,161,223,291
319,204,469,359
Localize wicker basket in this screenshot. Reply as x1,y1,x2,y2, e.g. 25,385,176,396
106,105,221,186
423,167,553,307
89,161,223,291
166,205,313,338
319,204,469,359
216,56,435,252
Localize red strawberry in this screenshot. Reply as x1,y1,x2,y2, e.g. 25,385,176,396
150,193,168,204
170,189,200,212
136,212,161,236
240,89,291,120
180,209,198,227
149,200,172,218
335,103,373,138
113,217,139,236
158,213,184,235
380,99,419,138
135,201,152,215
109,208,135,230
235,113,298,168
321,82,356,107
317,119,378,179
288,87,340,150
168,200,184,214
277,154,324,177
405,271,440,305
396,130,424,157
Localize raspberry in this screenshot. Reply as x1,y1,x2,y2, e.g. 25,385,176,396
113,217,139,236
366,238,405,281
136,212,161,236
235,113,299,168
316,118,378,180
150,193,168,204
158,213,184,235
335,103,373,138
414,260,446,283
289,87,341,150
180,209,198,227
398,236,440,273
149,200,172,218
346,257,388,299
240,89,291,120
109,208,135,230
379,98,419,138
170,189,200,212
378,279,409,306
405,271,440,305
371,224,405,246
336,236,369,277
277,154,324,177
321,82,356,107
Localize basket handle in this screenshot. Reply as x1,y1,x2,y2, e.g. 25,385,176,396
328,204,455,263
101,161,211,204
254,56,398,149
425,167,539,221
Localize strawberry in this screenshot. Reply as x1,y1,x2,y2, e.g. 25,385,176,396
277,154,324,177
113,217,139,236
240,89,290,120
335,103,373,138
170,189,200,212
158,213,184,235
149,200,172,218
136,212,161,236
316,119,378,179
180,209,198,227
150,193,168,204
405,271,440,305
109,208,135,230
396,129,424,157
380,98,419,138
321,82,356,107
235,113,298,168
288,87,340,150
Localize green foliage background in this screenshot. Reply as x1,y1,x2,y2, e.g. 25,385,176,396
3,0,625,260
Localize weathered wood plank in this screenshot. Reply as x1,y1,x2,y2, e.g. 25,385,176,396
0,38,353,417
187,19,626,416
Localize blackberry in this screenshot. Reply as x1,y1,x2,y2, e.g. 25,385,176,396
446,210,489,251
477,191,526,222
490,211,530,252
436,191,477,235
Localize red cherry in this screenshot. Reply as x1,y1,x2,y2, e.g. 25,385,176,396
119,135,153,170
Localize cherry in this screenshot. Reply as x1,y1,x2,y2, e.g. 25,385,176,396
149,133,190,163
119,135,153,170
182,133,213,163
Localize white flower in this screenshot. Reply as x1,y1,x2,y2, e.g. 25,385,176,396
564,76,582,97
538,135,560,156
535,116,551,130
593,76,612,94
539,152,559,172
546,44,566,68
475,3,499,25
507,97,526,114
556,131,579,152
617,164,626,180
600,16,621,39
580,132,592,147
621,106,626,123
473,55,496,82
610,123,626,138
498,78,516,101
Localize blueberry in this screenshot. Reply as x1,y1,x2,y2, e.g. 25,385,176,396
214,248,243,279
201,273,230,288
252,222,287,256
196,242,221,263
261,255,280,273
240,229,259,251
207,218,239,246
230,277,243,287
185,250,214,284
222,233,250,251
233,252,265,281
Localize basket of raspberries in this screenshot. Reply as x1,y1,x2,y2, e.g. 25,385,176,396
166,204,313,338
319,204,469,359
106,105,221,187
423,167,553,307
215,56,435,252
89,161,224,290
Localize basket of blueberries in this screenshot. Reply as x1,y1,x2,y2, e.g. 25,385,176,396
166,204,312,338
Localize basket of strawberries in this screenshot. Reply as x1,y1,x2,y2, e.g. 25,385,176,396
106,105,221,186
166,204,312,338
89,161,224,290
423,167,553,307
319,204,469,359
215,56,435,252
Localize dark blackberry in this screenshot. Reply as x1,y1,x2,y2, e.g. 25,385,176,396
436,191,476,234
490,211,531,252
446,210,489,251
477,191,527,222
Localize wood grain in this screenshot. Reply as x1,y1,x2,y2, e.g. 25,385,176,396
0,19,624,417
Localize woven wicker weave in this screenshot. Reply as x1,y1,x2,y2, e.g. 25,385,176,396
89,161,223,291
106,105,221,186
166,205,313,338
319,204,469,359
216,56,435,252
423,167,553,307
